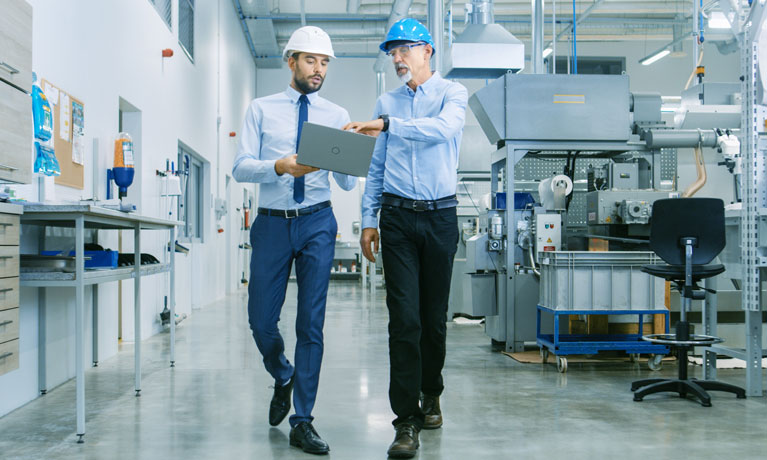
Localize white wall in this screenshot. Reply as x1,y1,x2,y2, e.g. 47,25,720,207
0,0,257,417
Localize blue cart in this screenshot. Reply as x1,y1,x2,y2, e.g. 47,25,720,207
536,305,670,373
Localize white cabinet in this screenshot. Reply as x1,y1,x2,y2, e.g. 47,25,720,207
0,0,32,184
0,0,33,93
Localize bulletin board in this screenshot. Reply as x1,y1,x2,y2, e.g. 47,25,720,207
41,79,85,189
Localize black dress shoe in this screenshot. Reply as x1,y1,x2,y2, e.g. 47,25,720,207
421,394,443,429
268,375,294,426
387,423,419,459
289,422,330,455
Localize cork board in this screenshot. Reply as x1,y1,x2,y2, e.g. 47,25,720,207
41,79,84,189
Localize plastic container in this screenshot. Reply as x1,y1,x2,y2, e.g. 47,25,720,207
41,250,118,269
113,133,134,168
539,251,666,311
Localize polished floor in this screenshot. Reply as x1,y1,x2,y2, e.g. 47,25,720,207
1,281,766,459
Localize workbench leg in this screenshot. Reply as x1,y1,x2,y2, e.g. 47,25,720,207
134,224,141,397
38,226,47,395
170,226,175,367
92,285,99,367
75,216,85,443
703,277,717,380
38,287,46,395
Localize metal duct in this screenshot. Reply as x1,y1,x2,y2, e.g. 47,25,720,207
532,0,544,74
428,0,444,74
444,1,525,79
246,0,282,68
373,0,414,73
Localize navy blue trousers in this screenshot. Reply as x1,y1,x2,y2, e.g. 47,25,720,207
248,206,337,427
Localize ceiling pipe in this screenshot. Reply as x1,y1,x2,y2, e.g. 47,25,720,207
374,0,414,72
428,0,445,73
544,0,604,51
532,0,544,74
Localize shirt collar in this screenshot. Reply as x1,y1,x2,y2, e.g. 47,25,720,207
285,86,319,105
403,71,442,96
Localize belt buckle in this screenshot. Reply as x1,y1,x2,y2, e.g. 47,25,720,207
284,209,299,219
411,200,429,212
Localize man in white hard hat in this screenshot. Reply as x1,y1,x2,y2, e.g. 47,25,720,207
233,26,356,455
345,18,467,458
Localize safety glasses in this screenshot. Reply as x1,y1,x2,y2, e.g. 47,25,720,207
386,42,426,58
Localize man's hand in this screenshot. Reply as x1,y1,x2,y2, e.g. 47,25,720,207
360,227,380,263
343,119,385,137
275,154,319,178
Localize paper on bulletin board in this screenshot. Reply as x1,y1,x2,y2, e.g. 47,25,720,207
43,82,59,106
59,93,71,141
71,100,85,164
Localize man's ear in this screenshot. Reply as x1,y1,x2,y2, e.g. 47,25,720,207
288,55,297,72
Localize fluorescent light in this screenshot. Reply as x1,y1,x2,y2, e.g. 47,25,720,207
640,49,670,66
542,47,553,58
708,11,731,29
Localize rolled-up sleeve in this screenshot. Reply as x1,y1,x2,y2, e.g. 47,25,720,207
232,101,280,183
387,83,468,144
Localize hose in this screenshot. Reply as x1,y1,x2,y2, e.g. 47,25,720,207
682,145,707,197
528,246,541,277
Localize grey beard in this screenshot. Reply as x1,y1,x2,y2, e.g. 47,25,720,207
398,70,412,84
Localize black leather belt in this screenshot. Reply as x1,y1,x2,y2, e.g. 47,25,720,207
381,194,457,212
258,200,331,219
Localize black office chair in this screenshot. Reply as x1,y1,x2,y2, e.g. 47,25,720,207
631,198,746,406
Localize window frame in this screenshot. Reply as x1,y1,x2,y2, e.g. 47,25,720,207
148,0,172,31
178,0,195,62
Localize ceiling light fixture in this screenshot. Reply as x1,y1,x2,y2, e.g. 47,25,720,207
639,49,670,66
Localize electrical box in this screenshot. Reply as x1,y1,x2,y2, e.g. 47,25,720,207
535,213,561,254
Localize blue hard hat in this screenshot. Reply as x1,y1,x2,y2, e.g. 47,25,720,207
379,18,435,55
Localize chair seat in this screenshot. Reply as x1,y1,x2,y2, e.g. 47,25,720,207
642,264,725,282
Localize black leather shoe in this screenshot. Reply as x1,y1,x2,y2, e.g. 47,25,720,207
421,394,443,429
268,375,294,426
289,422,330,455
387,423,419,458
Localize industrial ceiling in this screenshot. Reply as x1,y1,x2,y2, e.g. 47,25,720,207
231,1,735,67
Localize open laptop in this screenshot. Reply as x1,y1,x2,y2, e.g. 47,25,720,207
297,122,377,177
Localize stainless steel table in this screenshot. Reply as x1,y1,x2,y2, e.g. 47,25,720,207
20,204,180,443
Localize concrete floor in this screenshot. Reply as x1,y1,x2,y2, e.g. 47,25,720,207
1,281,766,459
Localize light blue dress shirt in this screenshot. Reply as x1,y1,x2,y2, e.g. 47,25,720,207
233,86,357,210
361,72,468,229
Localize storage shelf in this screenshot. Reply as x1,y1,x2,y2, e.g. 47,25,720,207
20,263,170,287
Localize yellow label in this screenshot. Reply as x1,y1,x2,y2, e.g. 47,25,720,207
553,94,586,104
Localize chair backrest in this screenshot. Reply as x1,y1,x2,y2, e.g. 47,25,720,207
649,198,725,266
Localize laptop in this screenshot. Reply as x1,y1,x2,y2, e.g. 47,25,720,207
297,122,377,177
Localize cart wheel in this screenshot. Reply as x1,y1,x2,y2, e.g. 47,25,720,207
648,354,663,371
540,348,549,364
629,353,640,363
557,356,568,373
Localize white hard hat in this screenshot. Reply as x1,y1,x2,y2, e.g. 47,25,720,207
282,26,336,62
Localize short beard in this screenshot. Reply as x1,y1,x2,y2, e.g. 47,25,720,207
293,75,323,95
397,70,412,84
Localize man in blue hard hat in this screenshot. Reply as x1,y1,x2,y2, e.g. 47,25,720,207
344,17,467,459
233,26,357,455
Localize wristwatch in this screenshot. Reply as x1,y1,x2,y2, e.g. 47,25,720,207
378,114,389,132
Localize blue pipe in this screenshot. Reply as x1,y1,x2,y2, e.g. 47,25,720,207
233,0,259,62
572,0,577,74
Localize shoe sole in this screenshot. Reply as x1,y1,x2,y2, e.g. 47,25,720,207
422,422,442,430
387,448,417,459
289,439,330,455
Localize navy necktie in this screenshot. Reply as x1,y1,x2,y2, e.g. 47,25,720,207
294,94,309,204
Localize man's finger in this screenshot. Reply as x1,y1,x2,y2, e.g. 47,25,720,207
373,233,379,254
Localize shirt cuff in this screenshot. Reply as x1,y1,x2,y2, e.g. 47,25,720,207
362,215,379,229
265,159,280,181
386,117,401,137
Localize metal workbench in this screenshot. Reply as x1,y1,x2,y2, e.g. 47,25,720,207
20,204,180,443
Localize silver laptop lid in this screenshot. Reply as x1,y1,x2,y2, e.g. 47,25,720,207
297,122,377,177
